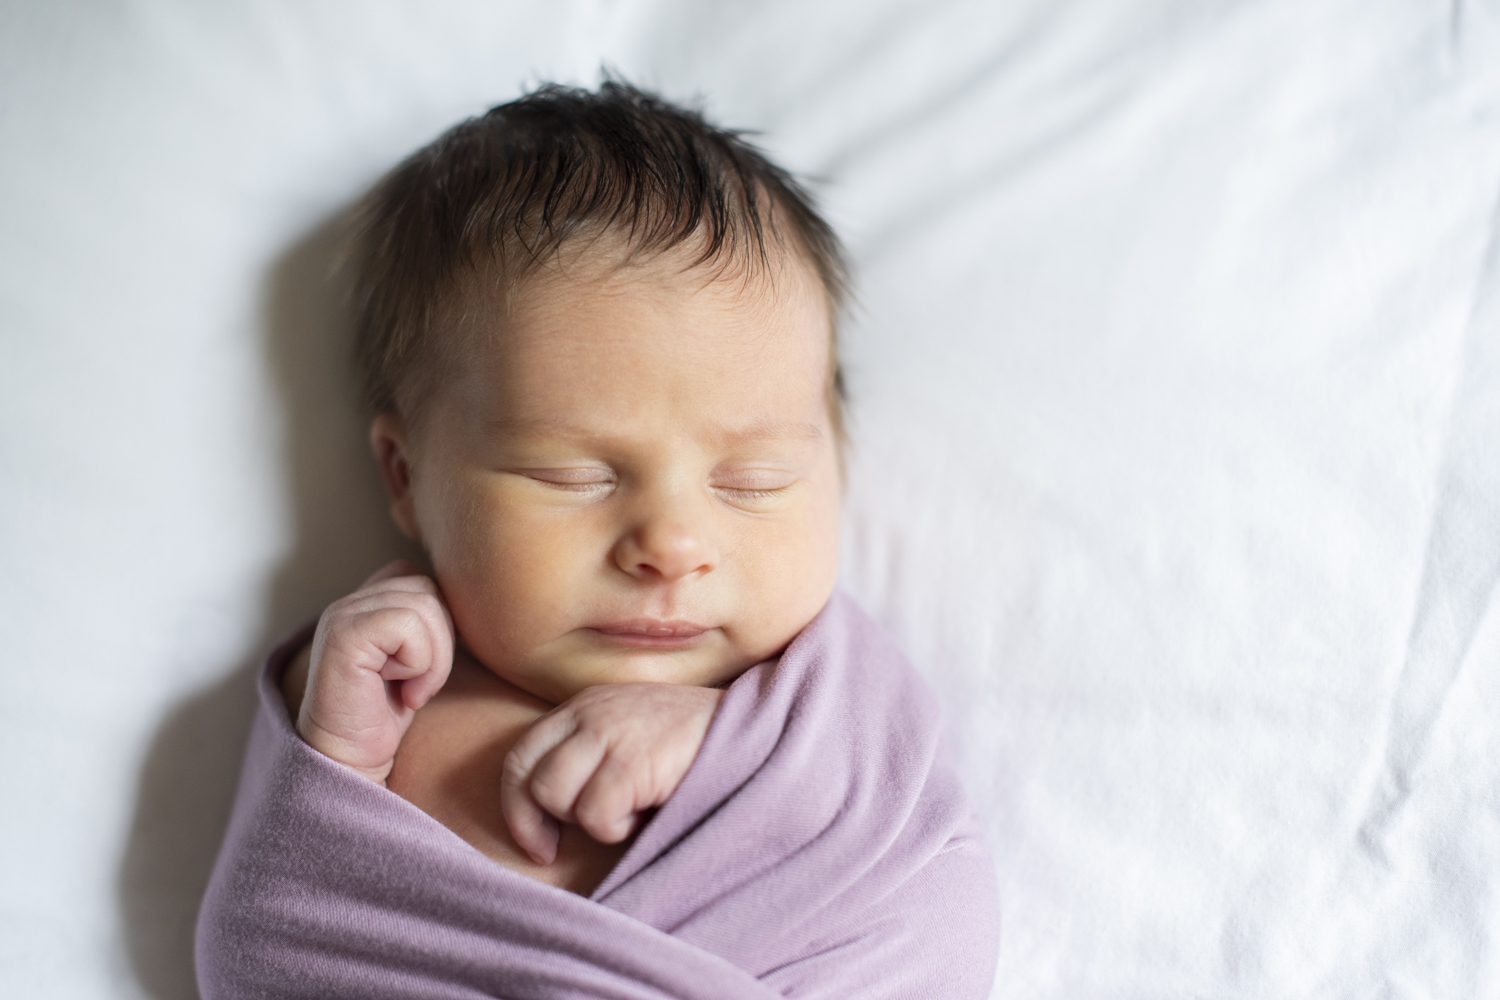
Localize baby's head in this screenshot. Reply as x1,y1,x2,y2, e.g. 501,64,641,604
349,82,850,702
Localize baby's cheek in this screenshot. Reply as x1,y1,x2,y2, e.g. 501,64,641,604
730,513,839,659
445,510,588,658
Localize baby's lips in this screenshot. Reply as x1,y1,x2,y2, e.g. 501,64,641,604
593,619,709,638
587,621,713,651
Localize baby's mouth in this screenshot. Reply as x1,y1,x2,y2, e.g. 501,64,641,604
589,620,711,649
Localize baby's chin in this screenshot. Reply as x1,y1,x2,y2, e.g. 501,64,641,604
473,628,767,703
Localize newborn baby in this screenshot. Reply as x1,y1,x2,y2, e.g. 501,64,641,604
199,81,998,999
281,80,843,896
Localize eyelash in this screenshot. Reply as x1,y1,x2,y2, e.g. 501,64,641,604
715,486,791,503
542,480,613,494
523,473,793,502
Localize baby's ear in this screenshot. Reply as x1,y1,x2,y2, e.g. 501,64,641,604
369,413,421,541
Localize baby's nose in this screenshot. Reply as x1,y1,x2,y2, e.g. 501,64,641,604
612,511,718,582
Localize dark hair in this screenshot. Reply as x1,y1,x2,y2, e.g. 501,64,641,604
348,79,850,434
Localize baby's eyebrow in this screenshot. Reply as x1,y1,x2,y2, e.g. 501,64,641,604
709,419,824,445
484,416,585,436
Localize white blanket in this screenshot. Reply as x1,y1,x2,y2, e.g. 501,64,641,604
3,1,1499,996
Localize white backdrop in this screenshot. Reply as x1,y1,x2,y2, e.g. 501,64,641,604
5,1,1500,997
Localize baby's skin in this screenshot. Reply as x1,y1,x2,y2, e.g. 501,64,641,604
282,240,843,895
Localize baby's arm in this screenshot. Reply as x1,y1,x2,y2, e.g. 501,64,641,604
285,560,455,784
501,683,724,865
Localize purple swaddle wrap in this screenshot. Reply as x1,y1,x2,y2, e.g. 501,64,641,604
196,590,1000,998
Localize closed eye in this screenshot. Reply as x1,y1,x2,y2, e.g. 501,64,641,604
517,468,616,495
711,473,798,509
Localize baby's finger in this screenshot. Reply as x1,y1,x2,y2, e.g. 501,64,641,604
339,600,447,678
396,651,451,711
353,576,456,672
501,739,564,864
573,753,644,845
319,602,425,677
380,601,455,710
501,711,583,862
527,731,610,826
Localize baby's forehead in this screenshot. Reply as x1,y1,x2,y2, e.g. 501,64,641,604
484,241,828,356
396,224,848,450
409,241,836,438
439,240,829,371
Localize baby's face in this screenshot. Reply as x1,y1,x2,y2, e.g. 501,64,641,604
379,248,841,703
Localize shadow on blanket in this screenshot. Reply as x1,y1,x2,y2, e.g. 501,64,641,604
116,215,420,999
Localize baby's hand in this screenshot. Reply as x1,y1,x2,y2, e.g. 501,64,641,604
500,683,724,865
295,560,455,784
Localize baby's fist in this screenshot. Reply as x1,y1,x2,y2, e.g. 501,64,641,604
296,560,455,784
500,683,724,864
